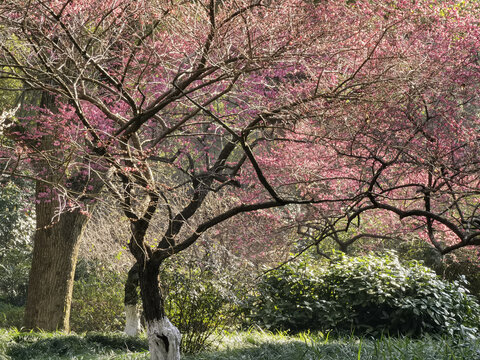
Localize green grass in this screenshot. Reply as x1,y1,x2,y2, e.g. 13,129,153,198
183,329,480,360
1,328,479,360
0,328,149,359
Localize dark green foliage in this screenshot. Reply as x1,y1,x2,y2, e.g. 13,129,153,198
70,260,126,333
246,252,480,336
0,182,34,306
387,238,480,301
245,261,321,333
0,302,24,329
441,253,480,299
414,244,480,302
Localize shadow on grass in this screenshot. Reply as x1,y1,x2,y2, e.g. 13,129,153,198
7,332,148,360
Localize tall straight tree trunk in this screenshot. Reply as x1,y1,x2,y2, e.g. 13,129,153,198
140,261,181,360
23,180,88,331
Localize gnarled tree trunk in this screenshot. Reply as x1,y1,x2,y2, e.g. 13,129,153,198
140,261,181,360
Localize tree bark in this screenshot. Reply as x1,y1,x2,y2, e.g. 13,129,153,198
140,261,181,360
23,180,88,331
124,262,142,336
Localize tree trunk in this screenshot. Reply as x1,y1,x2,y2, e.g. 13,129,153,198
146,317,182,360
140,262,181,360
125,304,142,336
124,262,142,336
23,180,88,331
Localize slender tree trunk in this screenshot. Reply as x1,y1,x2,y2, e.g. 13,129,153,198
124,262,142,336
23,180,88,331
140,261,181,360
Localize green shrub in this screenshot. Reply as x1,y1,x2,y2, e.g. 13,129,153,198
245,260,321,333
160,254,241,354
383,237,480,301
246,252,480,337
0,301,24,329
70,260,126,333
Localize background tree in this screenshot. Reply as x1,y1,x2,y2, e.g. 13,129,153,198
1,28,100,331
1,74,98,331
24,93,94,331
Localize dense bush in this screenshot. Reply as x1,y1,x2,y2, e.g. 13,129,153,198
441,253,480,300
70,260,126,333
245,260,320,333
384,237,480,301
246,252,480,336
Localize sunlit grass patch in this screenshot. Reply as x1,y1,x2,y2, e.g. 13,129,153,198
184,330,480,360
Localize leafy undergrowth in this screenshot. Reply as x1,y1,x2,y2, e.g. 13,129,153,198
1,328,480,359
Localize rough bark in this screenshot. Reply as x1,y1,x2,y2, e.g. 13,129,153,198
21,89,93,331
147,317,181,360
23,180,88,331
140,262,181,360
124,262,142,336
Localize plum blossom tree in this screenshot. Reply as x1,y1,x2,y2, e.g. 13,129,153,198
1,0,479,359
277,2,480,256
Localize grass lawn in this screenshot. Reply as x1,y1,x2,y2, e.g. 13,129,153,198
1,328,479,359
